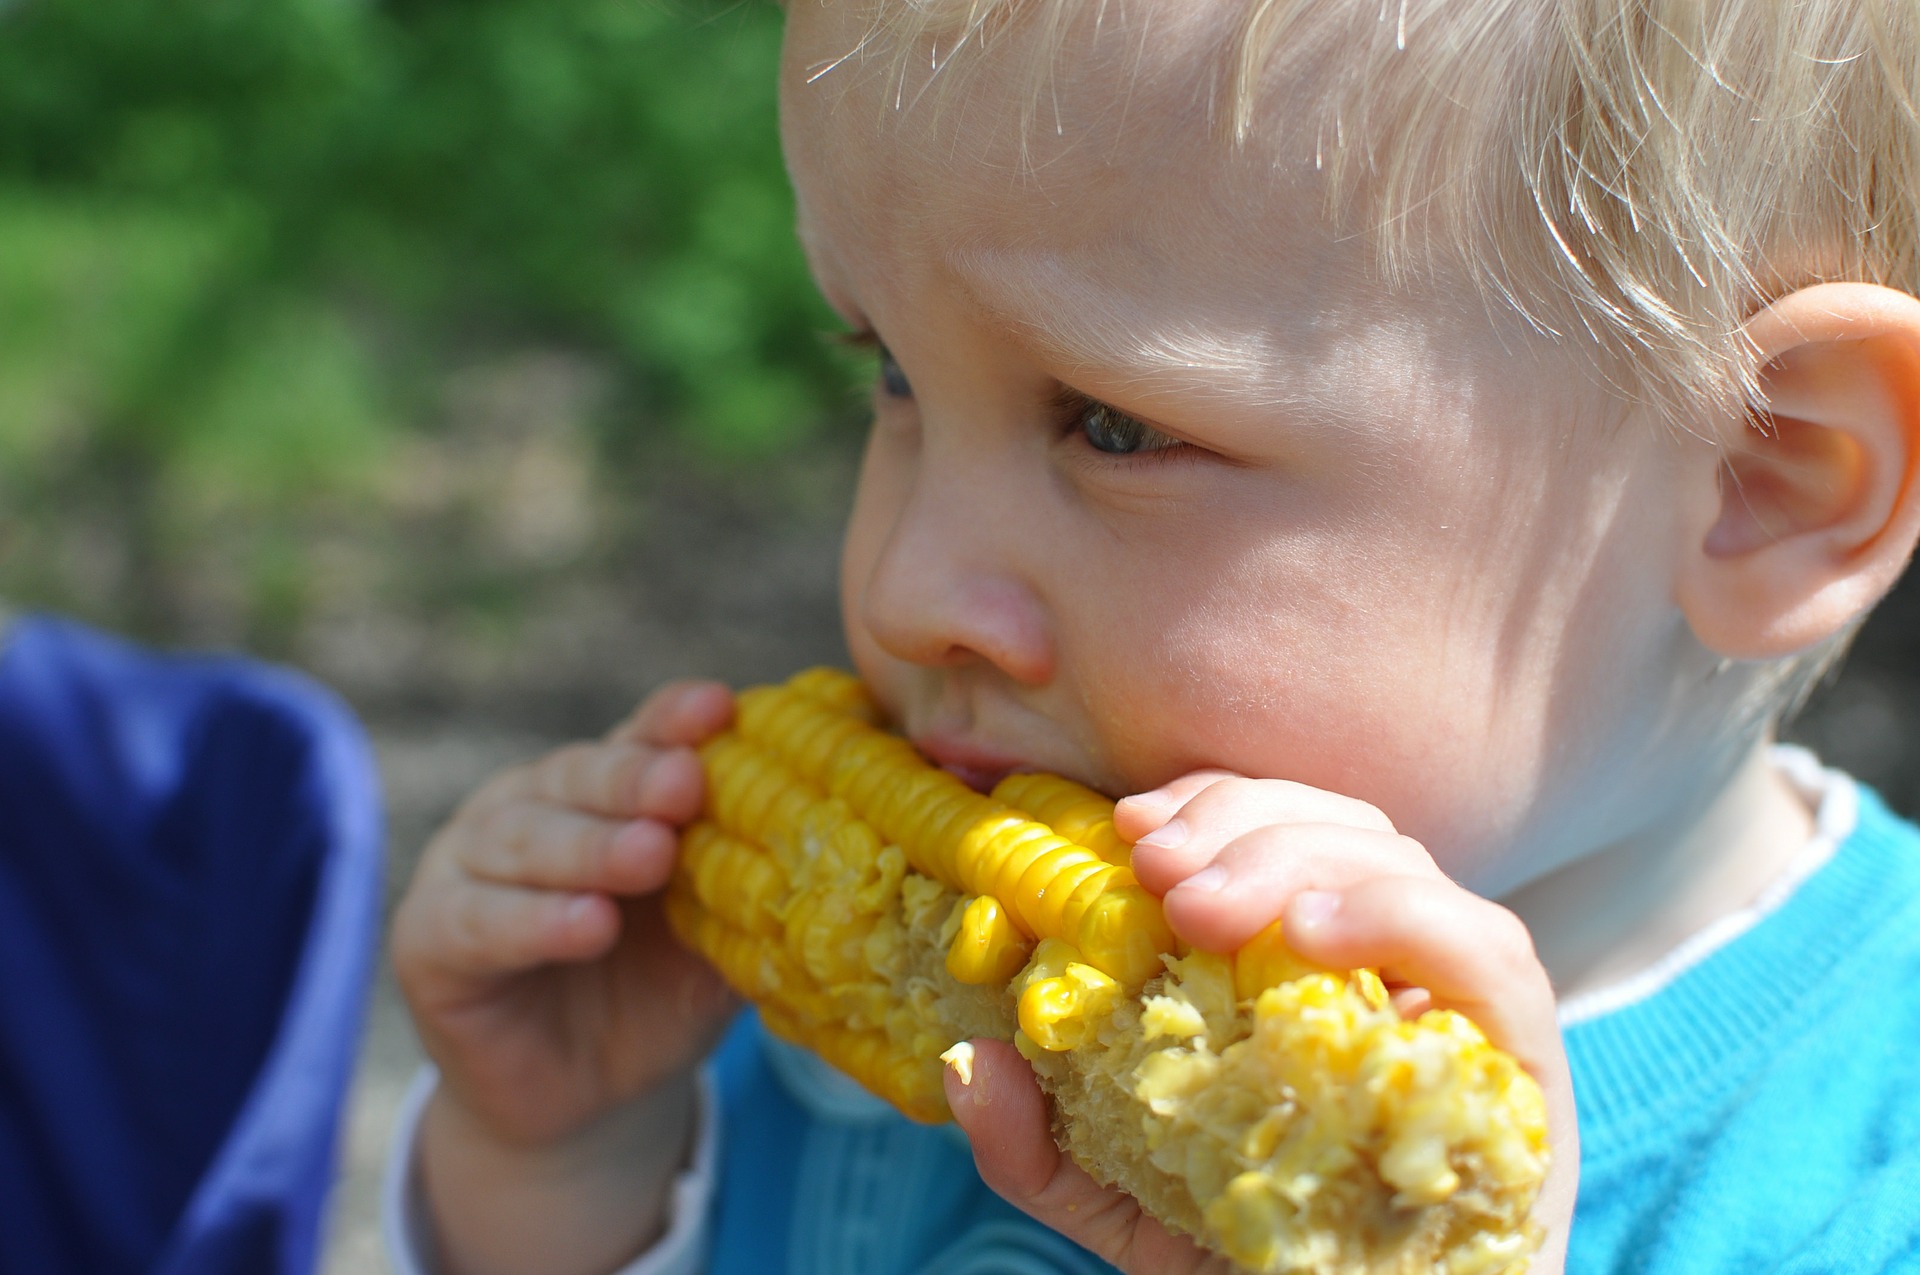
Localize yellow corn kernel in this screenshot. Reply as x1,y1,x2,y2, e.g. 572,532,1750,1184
671,669,1550,1275
1233,919,1327,1000
946,895,1033,985
1205,1174,1303,1275
663,886,827,1020
1140,994,1208,1042
1018,959,1123,1052
783,665,881,722
727,678,1173,986
1066,883,1177,988
993,771,1133,866
1015,938,1124,1053
782,890,874,985
700,734,816,862
680,823,785,936
736,685,875,792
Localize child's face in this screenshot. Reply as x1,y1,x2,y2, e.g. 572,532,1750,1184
782,1,1727,896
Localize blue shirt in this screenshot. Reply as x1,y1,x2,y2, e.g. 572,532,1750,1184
705,768,1920,1274
1565,776,1920,1273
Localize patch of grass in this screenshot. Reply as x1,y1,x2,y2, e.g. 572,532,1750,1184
0,0,866,645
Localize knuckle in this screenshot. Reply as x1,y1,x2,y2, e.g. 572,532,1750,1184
1050,1187,1124,1244
1094,1201,1153,1269
444,896,489,964
571,818,614,878
1171,778,1265,835
612,744,652,801
547,742,595,784
503,808,545,873
1480,903,1540,967
1210,777,1267,808
544,743,603,795
1344,796,1397,833
465,766,528,813
460,802,524,874
1390,833,1437,869
1215,829,1292,876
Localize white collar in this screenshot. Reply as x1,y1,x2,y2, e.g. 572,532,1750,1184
1556,744,1857,1027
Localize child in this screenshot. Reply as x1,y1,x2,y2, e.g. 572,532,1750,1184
384,1,1920,1272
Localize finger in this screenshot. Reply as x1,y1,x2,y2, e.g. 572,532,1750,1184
457,804,678,895
1389,986,1434,1019
1159,822,1437,952
1282,878,1560,1069
945,1039,1225,1275
1112,769,1241,842
1128,777,1399,896
398,878,621,981
514,741,706,823
1285,879,1585,1260
608,680,735,748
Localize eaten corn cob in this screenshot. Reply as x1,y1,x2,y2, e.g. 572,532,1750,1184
666,668,1549,1275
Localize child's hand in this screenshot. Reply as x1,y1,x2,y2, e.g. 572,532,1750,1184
389,681,739,1275
944,771,1579,1275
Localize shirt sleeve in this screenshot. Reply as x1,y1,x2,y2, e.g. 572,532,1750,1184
381,1064,721,1275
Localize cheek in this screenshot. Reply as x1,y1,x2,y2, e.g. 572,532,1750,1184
837,419,935,718
838,429,899,679
1069,503,1565,873
1103,558,1506,777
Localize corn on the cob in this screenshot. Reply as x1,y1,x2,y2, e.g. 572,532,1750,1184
667,669,1549,1275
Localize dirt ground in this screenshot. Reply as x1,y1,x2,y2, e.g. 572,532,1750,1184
314,430,1920,1272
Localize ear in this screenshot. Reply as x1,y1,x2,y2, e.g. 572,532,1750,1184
1677,283,1920,660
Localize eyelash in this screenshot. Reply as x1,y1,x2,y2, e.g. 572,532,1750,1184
1047,387,1191,462
837,326,1194,465
838,328,913,399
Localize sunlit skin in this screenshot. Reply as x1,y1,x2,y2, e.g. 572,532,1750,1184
388,3,1920,1274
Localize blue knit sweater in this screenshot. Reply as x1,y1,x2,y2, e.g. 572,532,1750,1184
1564,778,1920,1274
706,774,1920,1275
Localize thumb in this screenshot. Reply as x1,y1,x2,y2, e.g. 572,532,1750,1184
943,1039,1226,1275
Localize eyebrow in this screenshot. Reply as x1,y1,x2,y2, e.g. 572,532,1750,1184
942,244,1388,434
949,245,1269,376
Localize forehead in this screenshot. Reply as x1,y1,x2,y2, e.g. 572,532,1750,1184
776,0,1591,450
779,0,1387,348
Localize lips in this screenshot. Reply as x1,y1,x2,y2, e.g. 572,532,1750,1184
911,736,1031,794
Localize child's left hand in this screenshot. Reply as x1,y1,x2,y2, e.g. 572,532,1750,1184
941,770,1579,1275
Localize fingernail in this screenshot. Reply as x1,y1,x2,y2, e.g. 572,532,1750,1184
562,895,601,927
1135,818,1189,851
1181,864,1227,893
1290,890,1340,929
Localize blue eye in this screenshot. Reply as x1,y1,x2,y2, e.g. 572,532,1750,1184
1077,400,1179,455
877,345,913,399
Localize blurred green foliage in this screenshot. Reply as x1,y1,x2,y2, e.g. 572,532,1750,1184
0,0,855,642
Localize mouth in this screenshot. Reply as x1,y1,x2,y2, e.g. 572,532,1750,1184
911,736,1032,794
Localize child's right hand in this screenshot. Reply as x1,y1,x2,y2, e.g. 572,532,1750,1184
943,770,1578,1275
390,680,739,1275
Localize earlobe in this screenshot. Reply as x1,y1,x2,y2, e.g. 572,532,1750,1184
1678,283,1920,660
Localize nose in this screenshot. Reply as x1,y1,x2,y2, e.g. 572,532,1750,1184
853,466,1056,687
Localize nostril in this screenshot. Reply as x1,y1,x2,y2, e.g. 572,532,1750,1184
859,565,1055,685
849,467,1057,686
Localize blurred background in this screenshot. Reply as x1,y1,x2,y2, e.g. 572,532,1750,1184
0,0,1910,1269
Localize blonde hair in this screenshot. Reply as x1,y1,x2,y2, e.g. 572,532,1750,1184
854,0,1919,437
834,0,1918,717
